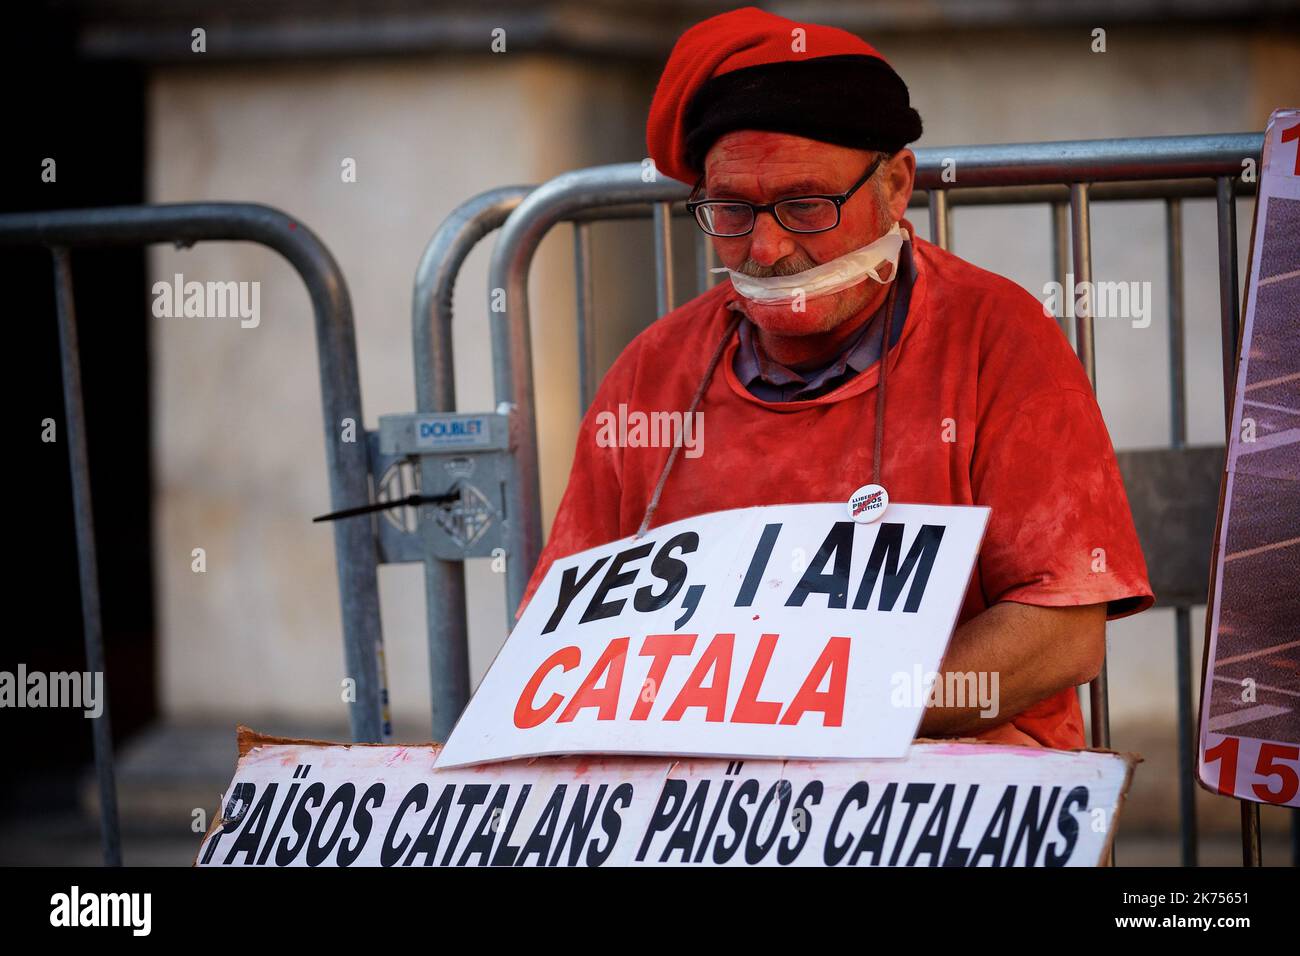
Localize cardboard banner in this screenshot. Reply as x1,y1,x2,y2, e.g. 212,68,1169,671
438,502,988,767
196,730,1136,867
1197,108,1300,808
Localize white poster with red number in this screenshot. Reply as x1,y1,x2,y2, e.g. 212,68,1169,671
1197,107,1300,808
436,502,988,768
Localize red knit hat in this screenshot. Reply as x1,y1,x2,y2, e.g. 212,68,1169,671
647,6,922,185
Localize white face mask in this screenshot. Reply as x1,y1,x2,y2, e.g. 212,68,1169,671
712,222,910,305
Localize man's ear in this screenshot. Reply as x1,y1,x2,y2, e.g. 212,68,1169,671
884,148,916,223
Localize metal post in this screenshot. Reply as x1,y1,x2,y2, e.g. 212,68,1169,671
413,186,530,739
1069,182,1111,744
1242,802,1262,867
1057,196,1086,722
696,230,718,297
51,247,122,867
1215,176,1242,428
1174,608,1197,864
1071,181,1112,865
1167,199,1188,449
928,189,951,251
1050,201,1073,344
1069,183,1098,389
653,201,675,316
1165,198,1199,867
574,221,597,413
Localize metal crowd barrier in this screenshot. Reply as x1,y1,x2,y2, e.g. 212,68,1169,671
1,202,390,864
404,132,1275,865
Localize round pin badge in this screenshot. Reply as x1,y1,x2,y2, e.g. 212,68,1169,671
847,483,889,523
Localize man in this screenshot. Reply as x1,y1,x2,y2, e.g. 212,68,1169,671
520,6,1154,749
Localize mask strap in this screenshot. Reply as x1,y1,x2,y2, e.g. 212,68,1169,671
636,311,743,538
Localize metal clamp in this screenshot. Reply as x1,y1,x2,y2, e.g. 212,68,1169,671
376,411,512,561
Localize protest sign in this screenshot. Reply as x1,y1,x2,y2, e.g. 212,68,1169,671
437,502,988,767
197,729,1134,867
1197,108,1300,807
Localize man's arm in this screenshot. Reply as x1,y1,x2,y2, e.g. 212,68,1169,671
917,601,1106,737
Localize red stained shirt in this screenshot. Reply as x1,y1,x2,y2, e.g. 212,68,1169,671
519,222,1154,750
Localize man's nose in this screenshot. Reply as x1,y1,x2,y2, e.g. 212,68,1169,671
746,210,796,267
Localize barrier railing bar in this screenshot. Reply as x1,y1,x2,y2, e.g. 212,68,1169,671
1168,200,1189,450
1069,179,1115,789
928,188,950,250
1215,176,1243,428
1242,803,1263,866
653,201,675,316
696,227,717,295
51,246,122,867
0,202,389,745
695,228,718,297
912,133,1259,188
1071,181,1114,869
415,186,532,411
1050,201,1072,343
1165,197,1200,867
572,178,1255,227
413,185,531,737
574,221,597,414
1055,192,1086,728
927,178,1254,206
1070,183,1099,389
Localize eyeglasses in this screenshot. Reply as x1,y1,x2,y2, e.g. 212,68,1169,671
686,154,887,238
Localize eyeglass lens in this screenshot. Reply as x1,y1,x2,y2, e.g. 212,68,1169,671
695,197,839,236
